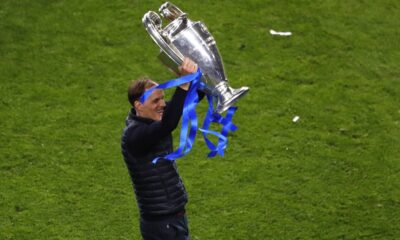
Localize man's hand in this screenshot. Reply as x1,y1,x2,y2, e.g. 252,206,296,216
178,57,198,91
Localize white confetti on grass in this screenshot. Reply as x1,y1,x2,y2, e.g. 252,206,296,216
292,116,300,122
270,29,292,36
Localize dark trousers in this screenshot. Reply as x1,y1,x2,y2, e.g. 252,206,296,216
140,214,190,240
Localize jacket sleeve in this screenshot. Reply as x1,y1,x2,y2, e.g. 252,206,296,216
197,89,206,102
125,87,188,151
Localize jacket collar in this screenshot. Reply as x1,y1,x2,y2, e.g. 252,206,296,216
125,108,155,126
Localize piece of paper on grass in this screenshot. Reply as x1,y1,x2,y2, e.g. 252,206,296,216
270,29,292,36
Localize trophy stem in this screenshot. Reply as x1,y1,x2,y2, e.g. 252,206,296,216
215,84,249,113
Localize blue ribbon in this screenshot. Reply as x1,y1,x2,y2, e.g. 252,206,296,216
140,70,202,104
140,69,238,164
199,94,238,157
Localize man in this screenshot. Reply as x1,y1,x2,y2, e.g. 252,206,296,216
121,58,200,240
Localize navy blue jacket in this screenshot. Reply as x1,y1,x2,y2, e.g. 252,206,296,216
121,87,189,219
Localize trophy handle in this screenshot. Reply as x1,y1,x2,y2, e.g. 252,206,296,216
142,11,184,65
159,2,185,21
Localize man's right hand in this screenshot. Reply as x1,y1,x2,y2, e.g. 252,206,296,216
178,57,198,91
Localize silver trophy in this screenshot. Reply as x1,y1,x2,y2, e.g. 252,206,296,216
142,2,249,113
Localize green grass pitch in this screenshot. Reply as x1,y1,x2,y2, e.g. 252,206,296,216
1,0,399,239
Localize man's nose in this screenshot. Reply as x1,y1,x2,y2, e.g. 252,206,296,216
160,100,166,107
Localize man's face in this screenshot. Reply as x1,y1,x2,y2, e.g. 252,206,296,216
137,89,166,121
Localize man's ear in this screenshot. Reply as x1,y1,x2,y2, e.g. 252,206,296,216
134,100,142,112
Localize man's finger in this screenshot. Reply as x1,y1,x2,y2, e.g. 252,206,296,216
183,57,189,67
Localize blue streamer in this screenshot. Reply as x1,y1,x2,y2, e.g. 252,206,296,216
160,74,202,162
140,70,202,104
199,95,238,157
139,68,238,164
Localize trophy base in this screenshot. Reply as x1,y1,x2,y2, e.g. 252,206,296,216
216,86,249,114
